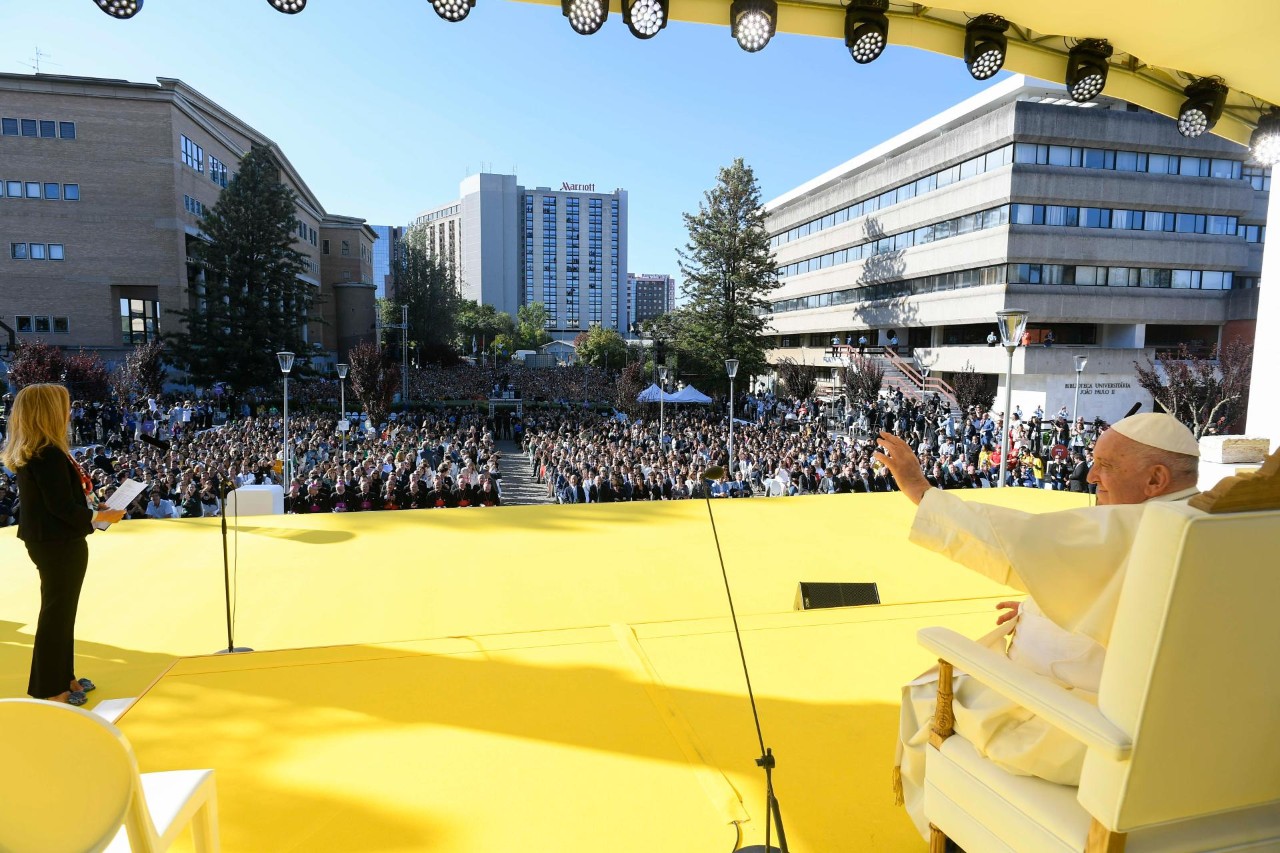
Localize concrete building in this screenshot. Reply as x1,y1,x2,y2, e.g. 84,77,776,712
763,75,1266,422
0,72,377,375
627,273,676,328
412,174,628,340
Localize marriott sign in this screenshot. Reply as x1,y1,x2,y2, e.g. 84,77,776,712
561,182,596,192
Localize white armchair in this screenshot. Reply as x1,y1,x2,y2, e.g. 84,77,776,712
917,488,1280,852
0,698,219,852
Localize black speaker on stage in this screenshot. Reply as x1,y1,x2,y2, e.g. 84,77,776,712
794,582,880,610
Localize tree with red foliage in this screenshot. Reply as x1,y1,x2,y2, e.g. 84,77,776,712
348,340,400,425
63,349,111,402
1134,339,1253,438
111,339,168,404
7,340,67,389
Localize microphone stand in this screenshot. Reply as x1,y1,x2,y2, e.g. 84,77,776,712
214,475,252,654
700,467,789,853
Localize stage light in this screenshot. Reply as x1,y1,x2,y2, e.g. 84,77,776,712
94,0,142,18
622,0,667,39
562,0,606,35
1065,38,1112,102
731,0,776,52
964,14,1008,81
1177,78,1228,138
845,0,889,65
268,0,306,12
1250,107,1280,166
430,0,475,23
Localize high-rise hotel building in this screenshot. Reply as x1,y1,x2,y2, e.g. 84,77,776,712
763,76,1266,422
627,273,676,328
0,72,376,375
412,174,628,340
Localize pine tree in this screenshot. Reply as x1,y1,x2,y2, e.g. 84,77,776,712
676,158,778,391
393,227,463,364
167,146,311,392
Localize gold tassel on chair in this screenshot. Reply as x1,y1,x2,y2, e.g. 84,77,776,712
892,765,904,806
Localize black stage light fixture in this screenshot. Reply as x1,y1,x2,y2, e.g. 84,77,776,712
964,14,1009,81
431,0,476,23
622,0,668,39
268,0,306,12
563,0,606,35
1177,78,1228,138
1064,38,1112,102
845,0,890,65
731,0,777,52
1250,107,1280,166
94,0,143,18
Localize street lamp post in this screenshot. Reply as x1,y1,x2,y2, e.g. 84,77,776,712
830,367,840,430
725,358,739,474
336,362,349,463
277,351,295,487
995,310,1029,489
1072,354,1089,424
658,364,669,444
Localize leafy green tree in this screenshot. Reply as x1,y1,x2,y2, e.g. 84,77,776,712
516,302,552,350
392,228,463,364
456,301,514,354
573,325,628,371
676,158,778,391
167,146,312,392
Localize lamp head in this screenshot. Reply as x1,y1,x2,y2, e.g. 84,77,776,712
336,363,349,380
995,310,1029,348
725,358,739,379
658,365,669,382
277,351,296,374
1074,354,1088,373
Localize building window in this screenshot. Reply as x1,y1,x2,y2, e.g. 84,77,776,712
10,243,26,259
120,298,161,345
183,195,205,217
29,243,46,260
43,182,59,200
39,120,56,138
25,182,40,198
59,122,75,140
341,240,350,256
21,119,37,137
33,316,50,333
53,316,69,333
322,239,330,255
15,316,32,333
4,181,20,197
49,244,64,260
64,183,79,201
180,135,204,172
342,270,351,281
210,156,228,188
1,118,17,136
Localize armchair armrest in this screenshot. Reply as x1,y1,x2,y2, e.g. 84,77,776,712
918,626,1132,761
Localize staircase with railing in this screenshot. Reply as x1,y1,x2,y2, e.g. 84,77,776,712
830,345,960,411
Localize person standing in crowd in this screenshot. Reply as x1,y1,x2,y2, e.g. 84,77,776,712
1,384,126,706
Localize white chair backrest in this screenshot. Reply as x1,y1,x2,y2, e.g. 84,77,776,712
766,479,783,497
1080,502,1280,832
0,698,140,852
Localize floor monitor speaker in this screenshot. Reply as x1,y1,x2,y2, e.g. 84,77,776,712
794,581,880,610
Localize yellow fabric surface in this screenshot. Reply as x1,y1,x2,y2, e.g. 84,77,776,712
0,491,1085,851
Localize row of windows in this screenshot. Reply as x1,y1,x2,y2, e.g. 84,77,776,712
181,135,204,172
2,118,76,139
210,156,228,188
778,204,1010,279
770,145,1015,248
413,205,459,227
12,315,71,334
121,298,160,345
1007,264,1236,290
769,260,1243,315
1240,224,1267,243
1009,203,1239,236
771,142,1272,251
2,180,80,200
184,195,205,217
294,218,317,247
10,242,65,260
1012,142,1245,180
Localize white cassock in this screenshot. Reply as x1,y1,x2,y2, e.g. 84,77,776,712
894,485,1199,840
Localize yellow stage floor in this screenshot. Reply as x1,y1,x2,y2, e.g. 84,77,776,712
0,491,1086,851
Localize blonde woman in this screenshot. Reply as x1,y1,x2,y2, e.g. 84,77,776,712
1,384,125,705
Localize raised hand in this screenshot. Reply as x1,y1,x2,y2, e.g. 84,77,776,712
871,431,931,505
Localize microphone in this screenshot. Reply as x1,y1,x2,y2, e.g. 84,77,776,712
702,465,726,481
139,434,171,452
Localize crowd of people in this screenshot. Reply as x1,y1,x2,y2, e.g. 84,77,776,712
0,362,1111,526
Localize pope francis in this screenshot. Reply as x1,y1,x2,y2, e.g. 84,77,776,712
873,412,1201,841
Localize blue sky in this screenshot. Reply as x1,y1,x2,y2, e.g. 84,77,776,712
9,0,1010,283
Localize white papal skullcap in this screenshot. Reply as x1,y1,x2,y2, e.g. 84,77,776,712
1110,412,1200,457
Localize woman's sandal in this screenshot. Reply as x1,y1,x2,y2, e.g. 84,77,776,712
76,678,96,693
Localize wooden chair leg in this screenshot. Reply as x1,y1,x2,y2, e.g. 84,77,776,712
929,823,948,853
1085,818,1126,853
929,660,955,749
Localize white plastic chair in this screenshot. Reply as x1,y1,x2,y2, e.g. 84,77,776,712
766,478,785,497
0,698,219,852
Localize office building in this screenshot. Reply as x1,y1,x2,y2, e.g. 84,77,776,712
0,72,377,375
371,224,404,300
626,273,676,328
763,76,1265,422
412,174,628,340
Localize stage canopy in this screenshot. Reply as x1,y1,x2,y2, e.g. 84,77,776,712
668,385,713,404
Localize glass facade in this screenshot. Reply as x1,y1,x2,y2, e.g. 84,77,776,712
120,298,161,344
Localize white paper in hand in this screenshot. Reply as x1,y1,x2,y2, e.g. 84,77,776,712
94,478,147,530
